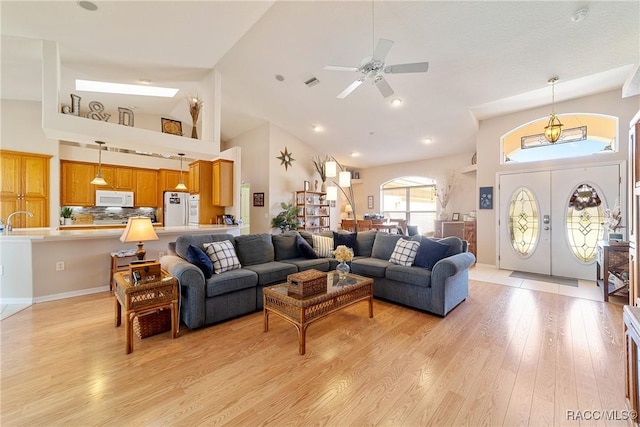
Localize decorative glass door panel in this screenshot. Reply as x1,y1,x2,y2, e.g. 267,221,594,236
565,183,606,263
508,187,539,257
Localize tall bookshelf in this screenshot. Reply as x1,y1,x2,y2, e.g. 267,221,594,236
295,190,330,232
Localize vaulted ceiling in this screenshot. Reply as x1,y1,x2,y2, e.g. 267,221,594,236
2,1,638,167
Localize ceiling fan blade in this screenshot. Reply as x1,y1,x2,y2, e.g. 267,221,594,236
372,38,394,63
337,78,364,99
324,65,359,72
385,62,429,74
374,76,394,98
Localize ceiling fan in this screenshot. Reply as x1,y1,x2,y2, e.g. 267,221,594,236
325,38,429,99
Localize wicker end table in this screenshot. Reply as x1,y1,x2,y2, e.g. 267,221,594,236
263,272,373,355
113,270,179,354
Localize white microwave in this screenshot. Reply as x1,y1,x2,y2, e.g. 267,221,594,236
95,190,134,207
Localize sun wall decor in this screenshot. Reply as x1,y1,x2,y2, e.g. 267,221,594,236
277,146,295,170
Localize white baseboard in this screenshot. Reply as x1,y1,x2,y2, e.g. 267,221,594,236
33,286,110,304
473,263,497,269
0,297,33,305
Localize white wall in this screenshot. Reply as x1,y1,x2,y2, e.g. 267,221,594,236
476,89,640,265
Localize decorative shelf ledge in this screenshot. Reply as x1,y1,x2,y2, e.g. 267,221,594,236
460,164,477,174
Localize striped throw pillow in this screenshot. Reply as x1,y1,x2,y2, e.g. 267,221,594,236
203,240,242,274
312,234,334,258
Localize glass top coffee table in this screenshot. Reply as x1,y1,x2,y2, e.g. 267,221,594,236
263,272,373,355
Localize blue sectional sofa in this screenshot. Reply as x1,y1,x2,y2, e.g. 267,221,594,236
160,230,476,329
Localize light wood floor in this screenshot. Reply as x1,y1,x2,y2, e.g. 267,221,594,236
0,280,627,426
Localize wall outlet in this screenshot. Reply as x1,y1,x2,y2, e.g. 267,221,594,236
0,265,3,276
56,261,65,271
158,251,165,258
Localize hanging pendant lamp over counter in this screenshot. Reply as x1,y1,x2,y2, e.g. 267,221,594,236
90,141,107,185
175,153,188,191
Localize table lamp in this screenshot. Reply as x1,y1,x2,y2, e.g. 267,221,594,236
120,216,159,260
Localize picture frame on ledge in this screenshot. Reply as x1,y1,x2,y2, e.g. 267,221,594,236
452,212,460,221
161,118,182,136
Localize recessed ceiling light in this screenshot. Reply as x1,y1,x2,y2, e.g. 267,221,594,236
75,79,179,97
390,98,403,107
571,8,589,22
77,1,98,11
350,152,360,157
423,138,433,144
138,79,152,85
312,125,323,133
275,75,285,82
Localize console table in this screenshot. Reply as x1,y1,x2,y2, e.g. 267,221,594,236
434,220,476,258
596,240,629,302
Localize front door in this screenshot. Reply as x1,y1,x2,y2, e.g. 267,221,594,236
499,164,621,280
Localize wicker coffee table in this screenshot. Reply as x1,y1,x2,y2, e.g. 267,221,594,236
263,272,373,355
114,270,179,354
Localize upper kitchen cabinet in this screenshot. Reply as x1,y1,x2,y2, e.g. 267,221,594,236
159,169,189,192
99,166,134,191
61,160,95,206
188,160,204,195
212,159,233,206
134,169,158,207
1,150,50,228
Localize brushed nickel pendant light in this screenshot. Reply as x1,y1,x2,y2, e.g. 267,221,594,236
175,153,187,191
90,141,107,185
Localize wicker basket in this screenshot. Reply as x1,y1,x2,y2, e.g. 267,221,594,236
134,308,171,338
287,269,327,297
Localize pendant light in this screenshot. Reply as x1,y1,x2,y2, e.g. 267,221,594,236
544,77,563,143
90,141,107,185
175,153,188,191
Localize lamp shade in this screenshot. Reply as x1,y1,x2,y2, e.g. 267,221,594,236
326,185,338,201
344,204,353,213
325,160,337,178
120,216,159,243
339,171,351,187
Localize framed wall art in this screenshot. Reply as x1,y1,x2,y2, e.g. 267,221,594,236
479,187,493,210
368,195,374,209
452,212,460,221
253,192,264,207
161,118,182,136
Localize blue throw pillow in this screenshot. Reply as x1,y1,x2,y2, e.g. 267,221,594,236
413,238,450,270
333,231,358,254
296,234,318,259
186,244,214,278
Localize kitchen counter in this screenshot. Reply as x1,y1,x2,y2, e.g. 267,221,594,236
0,224,241,303
57,222,163,230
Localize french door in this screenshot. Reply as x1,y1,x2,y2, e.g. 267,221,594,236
498,164,621,280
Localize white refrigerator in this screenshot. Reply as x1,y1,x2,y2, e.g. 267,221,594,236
163,191,189,226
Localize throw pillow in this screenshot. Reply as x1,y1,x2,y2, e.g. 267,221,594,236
312,234,334,258
333,231,357,253
389,239,420,266
203,240,242,274
186,244,214,279
413,238,450,270
296,234,318,259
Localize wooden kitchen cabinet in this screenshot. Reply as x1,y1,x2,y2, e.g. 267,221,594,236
134,169,158,207
188,159,224,224
0,150,50,228
188,161,201,194
61,161,95,206
630,109,640,305
212,159,233,206
99,165,134,191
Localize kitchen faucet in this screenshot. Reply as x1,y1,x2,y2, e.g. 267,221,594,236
6,210,33,232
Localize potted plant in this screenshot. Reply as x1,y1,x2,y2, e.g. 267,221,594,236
60,207,73,225
271,202,299,233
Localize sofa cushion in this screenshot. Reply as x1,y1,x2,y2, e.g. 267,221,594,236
412,237,450,270
389,238,420,266
299,230,314,247
385,264,432,288
312,234,334,258
351,257,391,278
333,231,357,252
356,230,377,257
186,244,213,278
282,257,330,272
272,231,301,261
204,240,242,274
234,233,274,266
175,233,235,260
296,234,318,259
205,268,258,298
371,233,404,260
438,236,464,257
243,261,298,286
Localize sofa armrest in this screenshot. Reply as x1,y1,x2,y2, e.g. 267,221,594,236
431,252,476,284
160,254,207,329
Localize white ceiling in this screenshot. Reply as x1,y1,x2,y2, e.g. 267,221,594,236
1,1,639,168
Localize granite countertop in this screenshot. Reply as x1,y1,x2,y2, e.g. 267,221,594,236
0,224,240,241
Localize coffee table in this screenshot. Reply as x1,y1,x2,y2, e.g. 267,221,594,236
263,272,373,355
